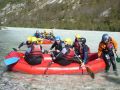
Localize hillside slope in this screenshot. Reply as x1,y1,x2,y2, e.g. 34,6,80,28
0,0,120,31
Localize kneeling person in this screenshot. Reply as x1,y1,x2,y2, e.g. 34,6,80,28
25,37,44,65
75,38,89,67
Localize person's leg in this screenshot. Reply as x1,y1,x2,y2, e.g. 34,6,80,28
110,55,118,75
53,51,59,57
75,49,80,56
25,55,42,65
108,51,117,71
110,55,117,71
54,57,73,66
103,54,111,73
72,56,81,64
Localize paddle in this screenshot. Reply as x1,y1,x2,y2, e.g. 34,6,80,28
4,57,19,66
12,48,18,51
44,51,61,74
115,51,120,63
74,53,95,79
0,57,19,76
12,48,26,51
43,60,54,74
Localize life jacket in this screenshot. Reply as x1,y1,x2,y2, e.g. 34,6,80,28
79,45,89,61
74,41,80,49
30,44,42,56
80,44,90,54
63,48,75,60
102,42,114,53
98,37,118,57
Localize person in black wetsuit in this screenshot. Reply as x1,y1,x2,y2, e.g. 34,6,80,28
75,37,89,67
49,36,64,58
98,34,118,75
18,36,33,50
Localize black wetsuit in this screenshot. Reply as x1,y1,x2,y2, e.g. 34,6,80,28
18,41,31,49
102,43,117,72
50,41,64,57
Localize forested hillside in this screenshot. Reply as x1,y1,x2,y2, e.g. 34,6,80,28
0,0,120,31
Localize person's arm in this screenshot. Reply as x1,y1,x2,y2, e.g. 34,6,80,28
50,42,56,50
111,37,118,51
82,45,88,64
56,48,67,58
98,42,103,58
18,42,26,49
59,42,65,51
40,45,44,53
72,42,74,48
25,47,32,56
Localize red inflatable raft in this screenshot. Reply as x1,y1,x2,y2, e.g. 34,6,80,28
5,51,105,74
41,39,54,44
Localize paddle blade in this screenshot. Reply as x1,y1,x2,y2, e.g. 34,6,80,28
116,57,120,63
4,57,19,65
44,61,54,74
86,67,95,79
12,48,17,51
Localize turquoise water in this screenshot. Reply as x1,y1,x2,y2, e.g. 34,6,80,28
0,27,120,53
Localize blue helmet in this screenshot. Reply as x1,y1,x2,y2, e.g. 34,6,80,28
55,36,61,41
102,34,110,43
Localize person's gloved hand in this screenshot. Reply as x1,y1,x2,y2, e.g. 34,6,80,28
56,50,60,53
115,49,117,52
52,57,56,61
81,62,86,69
48,50,51,53
97,54,102,60
17,48,20,50
96,56,102,60
78,55,81,58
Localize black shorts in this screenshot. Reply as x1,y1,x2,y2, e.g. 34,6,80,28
25,55,42,65
54,57,73,66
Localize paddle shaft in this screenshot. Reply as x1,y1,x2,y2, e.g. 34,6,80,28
13,48,26,51
74,53,95,79
43,51,62,74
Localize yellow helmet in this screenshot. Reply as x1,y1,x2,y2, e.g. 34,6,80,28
27,36,32,42
37,38,43,41
75,34,80,38
37,38,43,44
32,37,37,42
64,38,72,45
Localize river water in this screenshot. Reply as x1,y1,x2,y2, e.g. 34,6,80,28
0,27,120,90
